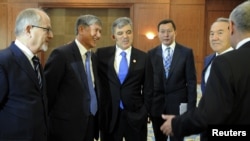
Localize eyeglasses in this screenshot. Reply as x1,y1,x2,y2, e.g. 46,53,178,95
31,25,52,34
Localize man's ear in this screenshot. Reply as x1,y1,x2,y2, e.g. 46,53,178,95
229,21,234,35
111,35,116,41
78,25,85,34
25,25,32,38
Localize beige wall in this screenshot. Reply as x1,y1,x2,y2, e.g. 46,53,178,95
45,8,129,62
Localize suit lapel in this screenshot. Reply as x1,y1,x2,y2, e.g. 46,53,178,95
202,54,216,78
39,65,47,93
127,48,135,75
10,44,40,89
91,53,98,83
204,54,216,69
124,47,136,83
168,45,180,78
70,41,89,88
108,47,121,84
155,46,166,78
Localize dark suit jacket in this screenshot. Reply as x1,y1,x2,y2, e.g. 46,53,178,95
0,42,48,141
96,46,153,133
201,54,216,95
200,53,216,141
44,41,100,141
148,43,197,116
171,41,250,137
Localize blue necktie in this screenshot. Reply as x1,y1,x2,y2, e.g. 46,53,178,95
118,51,128,109
118,51,128,83
85,51,98,115
164,47,172,78
32,56,42,89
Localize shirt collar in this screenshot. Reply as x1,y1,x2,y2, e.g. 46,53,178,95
15,39,34,60
216,47,234,56
115,46,132,57
161,42,176,51
75,39,89,56
235,38,250,50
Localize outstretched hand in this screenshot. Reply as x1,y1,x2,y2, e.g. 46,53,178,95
160,114,175,136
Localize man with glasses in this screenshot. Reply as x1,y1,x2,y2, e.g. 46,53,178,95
0,8,53,141
31,25,52,34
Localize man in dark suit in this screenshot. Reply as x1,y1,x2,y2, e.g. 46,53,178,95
96,17,153,141
147,19,197,141
44,15,102,141
0,8,53,141
201,17,233,95
200,17,233,141
160,1,250,141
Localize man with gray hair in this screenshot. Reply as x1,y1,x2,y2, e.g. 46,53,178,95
0,8,53,141
201,17,234,96
96,17,153,141
160,1,250,140
44,14,102,141
200,17,234,141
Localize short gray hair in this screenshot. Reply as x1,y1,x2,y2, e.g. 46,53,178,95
229,1,250,32
111,17,133,34
215,17,229,23
75,14,102,35
15,8,45,36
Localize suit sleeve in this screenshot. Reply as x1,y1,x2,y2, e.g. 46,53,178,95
0,65,8,104
200,57,207,95
185,49,197,110
44,49,66,113
144,53,154,113
171,55,235,137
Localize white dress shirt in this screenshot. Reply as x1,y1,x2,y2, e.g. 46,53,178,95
114,46,132,74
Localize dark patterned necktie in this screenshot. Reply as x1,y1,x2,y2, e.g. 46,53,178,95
85,51,98,115
164,47,172,78
32,56,42,89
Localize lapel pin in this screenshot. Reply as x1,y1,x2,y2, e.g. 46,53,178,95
133,59,136,63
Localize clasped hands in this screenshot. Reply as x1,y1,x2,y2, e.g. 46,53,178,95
160,114,175,136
